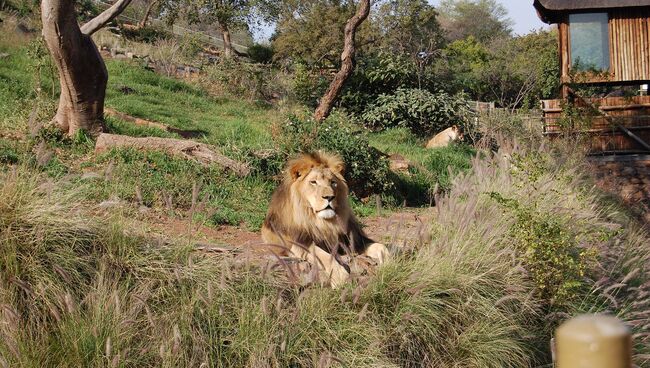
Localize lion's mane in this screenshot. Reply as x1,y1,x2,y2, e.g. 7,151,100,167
261,152,374,255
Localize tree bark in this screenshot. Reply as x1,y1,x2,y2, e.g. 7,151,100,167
41,0,133,137
218,22,233,58
313,0,370,122
138,0,158,28
95,133,252,176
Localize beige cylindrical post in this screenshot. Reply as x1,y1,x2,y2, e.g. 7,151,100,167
555,314,632,368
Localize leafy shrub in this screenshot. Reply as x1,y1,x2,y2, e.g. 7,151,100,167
0,139,19,164
76,0,99,22
247,43,274,64
361,88,472,136
273,115,393,197
291,63,329,107
119,25,172,43
202,59,288,101
340,52,424,114
488,191,593,306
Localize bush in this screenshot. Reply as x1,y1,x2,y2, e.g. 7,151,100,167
291,63,329,108
339,52,423,114
75,0,99,22
119,25,172,43
361,88,472,136
202,59,289,101
247,43,274,64
273,115,393,197
488,191,593,305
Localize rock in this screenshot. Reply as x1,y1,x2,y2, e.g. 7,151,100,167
98,198,124,209
118,86,136,94
126,52,135,59
621,166,636,176
620,186,636,199
81,172,102,180
0,53,9,59
389,153,411,173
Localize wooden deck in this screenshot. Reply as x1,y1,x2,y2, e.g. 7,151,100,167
541,95,650,152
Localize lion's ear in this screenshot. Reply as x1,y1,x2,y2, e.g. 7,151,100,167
331,161,344,176
288,161,312,181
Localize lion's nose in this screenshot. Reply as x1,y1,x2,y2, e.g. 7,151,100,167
323,195,335,202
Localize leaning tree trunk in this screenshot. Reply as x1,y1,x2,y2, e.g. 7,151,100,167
313,0,370,122
218,22,233,58
41,0,133,137
138,0,158,28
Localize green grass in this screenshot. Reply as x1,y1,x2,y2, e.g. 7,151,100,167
369,128,476,205
0,39,476,229
105,60,277,151
0,40,282,229
2,26,650,368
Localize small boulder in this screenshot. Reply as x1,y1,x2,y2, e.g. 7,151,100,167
389,153,411,173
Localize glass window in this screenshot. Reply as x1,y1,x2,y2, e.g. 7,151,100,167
570,13,610,71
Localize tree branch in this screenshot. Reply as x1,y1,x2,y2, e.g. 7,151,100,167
81,0,134,36
313,0,370,122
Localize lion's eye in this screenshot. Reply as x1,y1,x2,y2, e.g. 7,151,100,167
310,180,317,185
331,181,337,188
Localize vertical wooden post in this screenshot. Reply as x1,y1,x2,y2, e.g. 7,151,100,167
555,315,632,368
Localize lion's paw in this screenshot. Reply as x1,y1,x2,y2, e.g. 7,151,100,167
364,243,389,265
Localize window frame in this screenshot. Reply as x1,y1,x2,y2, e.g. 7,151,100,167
568,12,611,73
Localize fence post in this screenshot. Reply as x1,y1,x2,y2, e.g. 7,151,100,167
555,314,632,368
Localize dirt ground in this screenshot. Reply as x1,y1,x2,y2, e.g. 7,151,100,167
140,206,436,256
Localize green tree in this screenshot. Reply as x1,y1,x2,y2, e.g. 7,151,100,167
166,0,278,58
481,30,559,109
434,30,560,109
374,0,445,57
434,36,491,100
438,0,512,42
272,0,369,67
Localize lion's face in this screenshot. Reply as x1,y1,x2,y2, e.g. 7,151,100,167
298,167,344,219
285,152,348,221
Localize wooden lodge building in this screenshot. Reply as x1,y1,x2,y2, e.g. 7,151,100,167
534,0,650,153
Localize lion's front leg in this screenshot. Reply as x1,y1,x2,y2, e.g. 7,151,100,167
363,242,389,265
290,244,349,288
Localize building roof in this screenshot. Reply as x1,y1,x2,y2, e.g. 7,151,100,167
534,0,650,23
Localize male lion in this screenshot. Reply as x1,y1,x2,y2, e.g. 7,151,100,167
261,152,389,288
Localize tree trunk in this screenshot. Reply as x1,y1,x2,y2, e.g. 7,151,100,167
41,0,133,137
218,22,233,58
313,0,370,122
138,0,158,28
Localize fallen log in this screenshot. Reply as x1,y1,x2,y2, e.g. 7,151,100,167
95,133,251,176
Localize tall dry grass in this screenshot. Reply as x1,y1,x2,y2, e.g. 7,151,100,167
0,163,545,367
1,121,649,366
435,135,650,365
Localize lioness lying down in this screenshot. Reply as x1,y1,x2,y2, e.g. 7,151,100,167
261,152,389,288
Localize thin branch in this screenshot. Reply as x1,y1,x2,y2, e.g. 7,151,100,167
81,0,134,36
